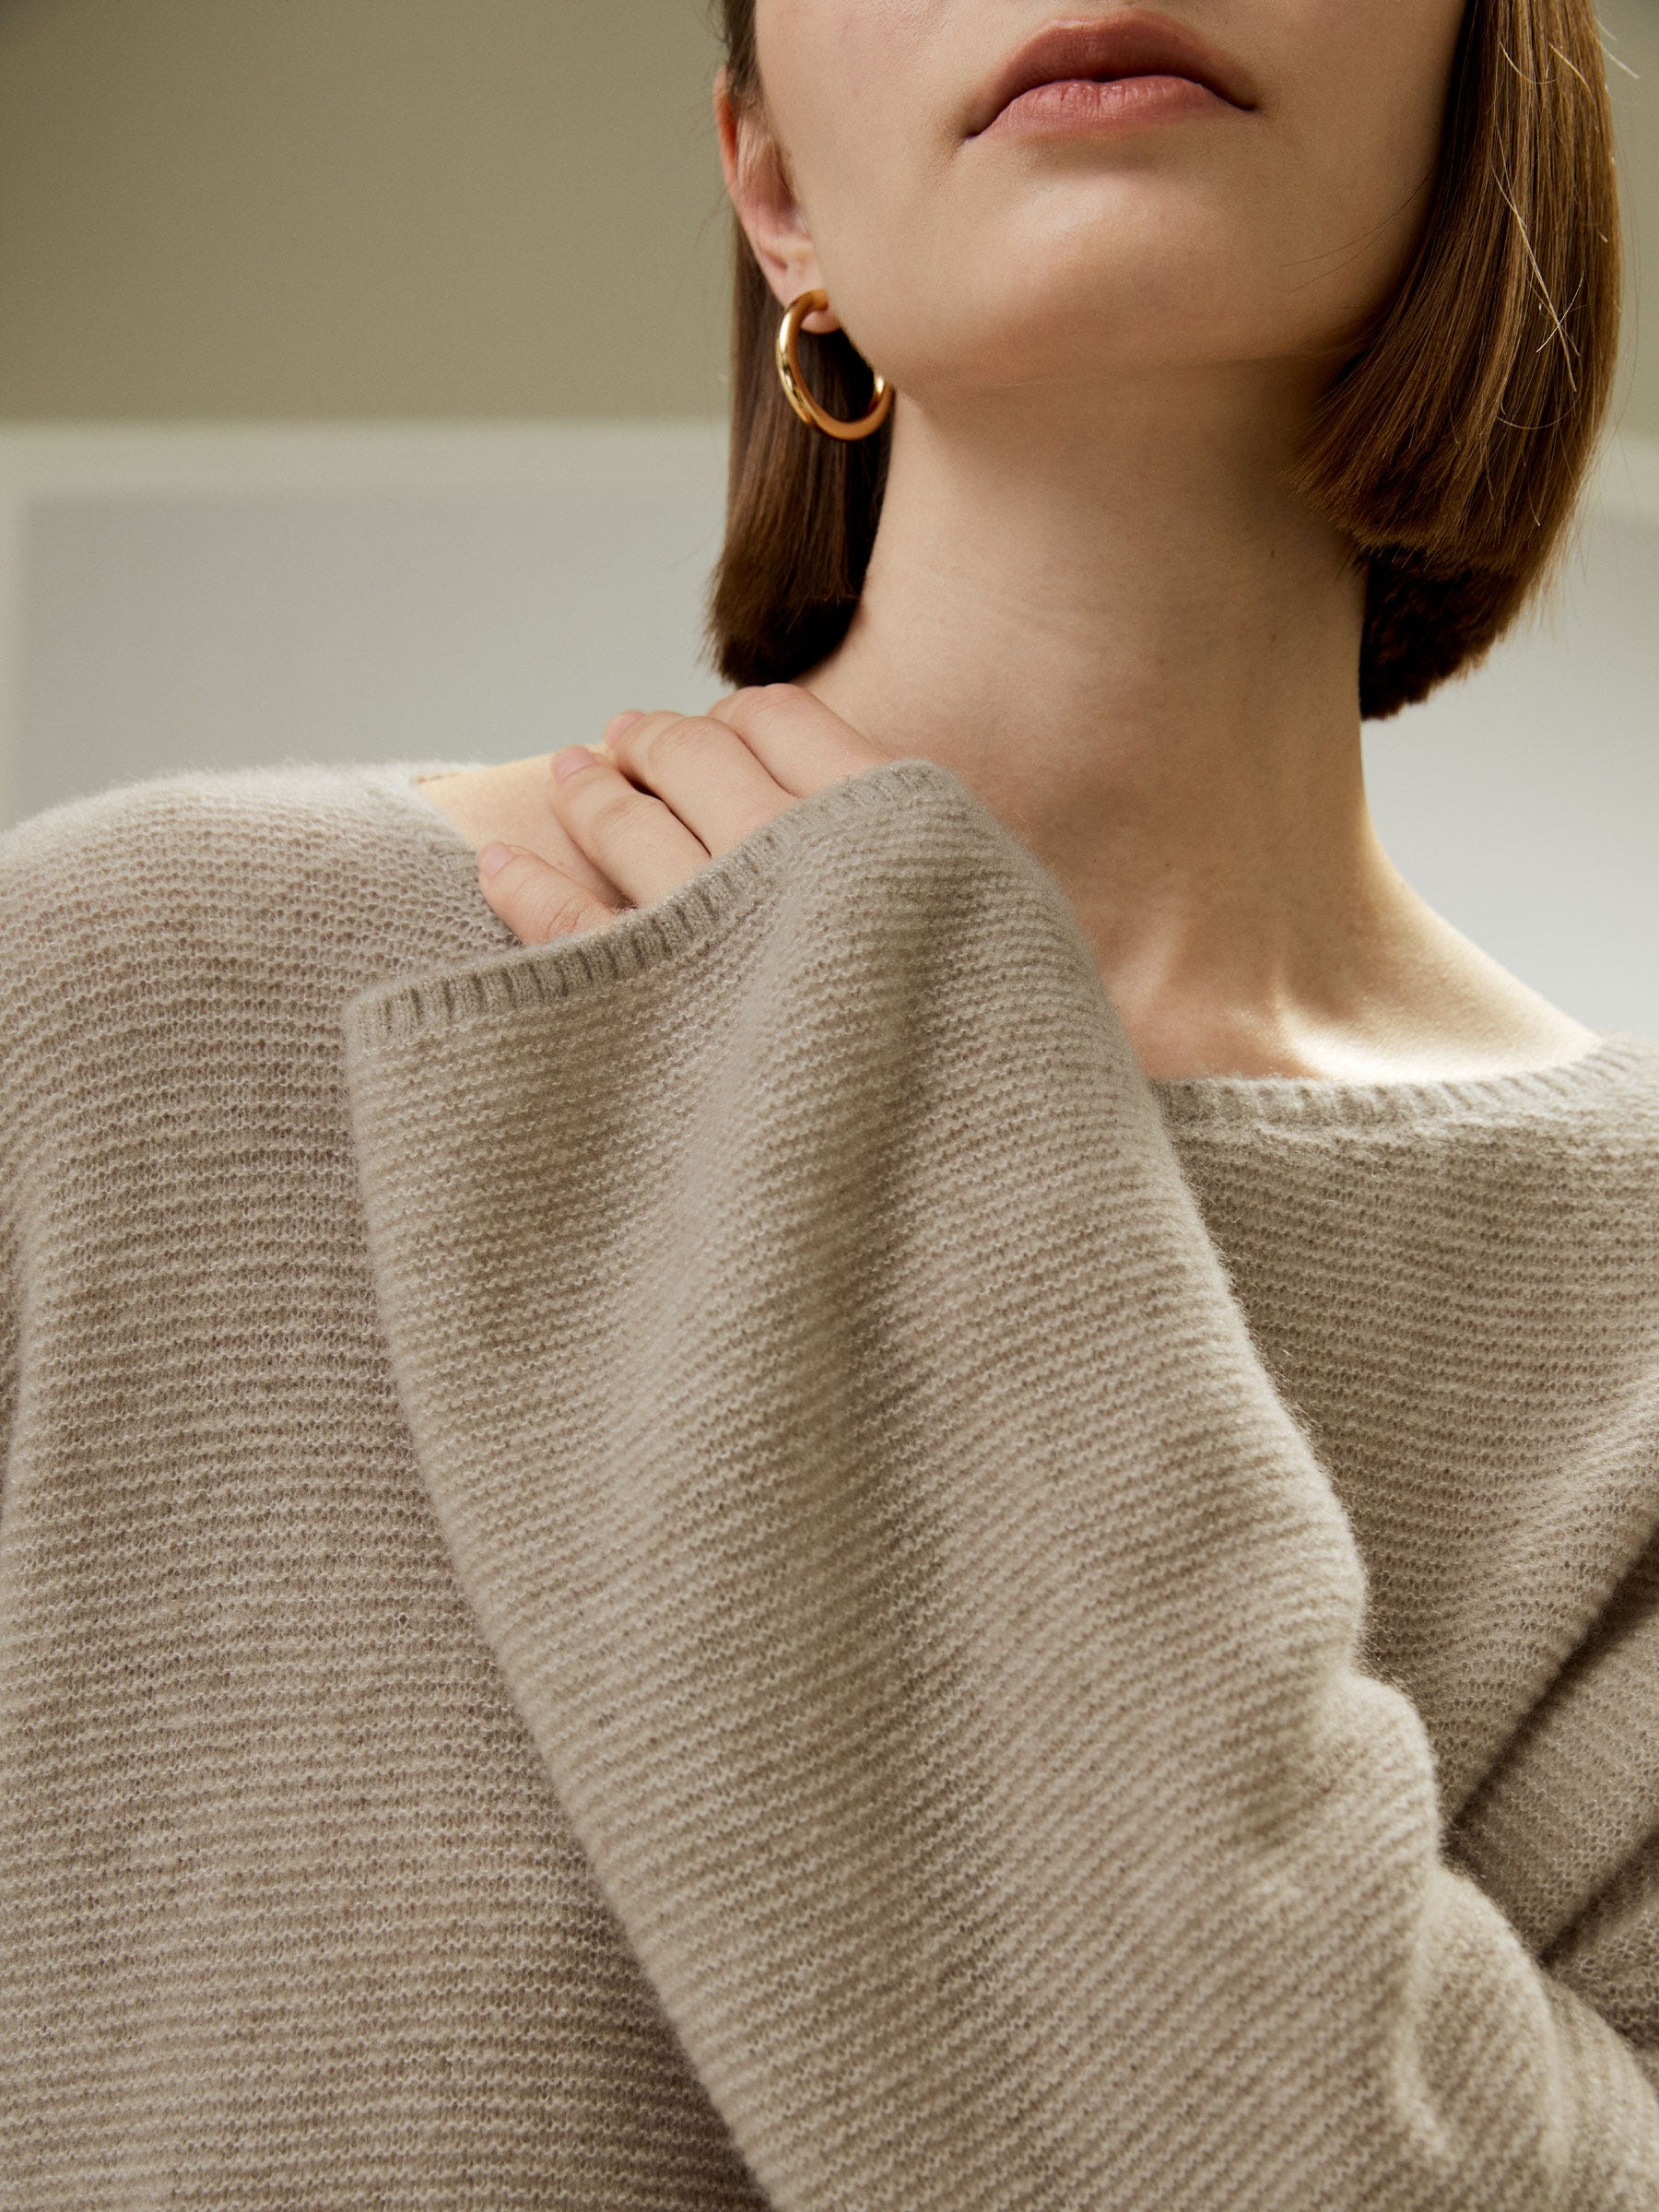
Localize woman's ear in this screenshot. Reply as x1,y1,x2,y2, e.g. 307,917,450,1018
712,65,839,335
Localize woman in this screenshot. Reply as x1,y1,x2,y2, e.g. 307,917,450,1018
436,0,1606,1086
4,3,1658,2207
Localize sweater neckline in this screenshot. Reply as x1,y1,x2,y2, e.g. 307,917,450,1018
1142,1030,1658,1131
383,757,1658,1134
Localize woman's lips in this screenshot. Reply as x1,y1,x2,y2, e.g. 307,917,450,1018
981,73,1232,135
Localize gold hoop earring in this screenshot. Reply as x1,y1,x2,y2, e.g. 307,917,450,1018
775,288,894,441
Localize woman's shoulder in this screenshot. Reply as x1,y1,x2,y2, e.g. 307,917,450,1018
0,757,510,1065
4,757,472,907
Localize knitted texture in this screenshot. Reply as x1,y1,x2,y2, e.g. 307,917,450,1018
3,751,1659,2209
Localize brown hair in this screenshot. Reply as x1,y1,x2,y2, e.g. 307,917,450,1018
701,0,1623,722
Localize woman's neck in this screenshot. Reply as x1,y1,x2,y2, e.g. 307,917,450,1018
796,378,1593,1082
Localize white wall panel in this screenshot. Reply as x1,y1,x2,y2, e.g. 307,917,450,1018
0,422,1653,1033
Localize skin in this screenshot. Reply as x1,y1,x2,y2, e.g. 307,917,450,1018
431,0,1600,1081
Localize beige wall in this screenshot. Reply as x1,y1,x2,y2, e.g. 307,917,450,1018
0,0,1654,433
1606,0,1659,439
0,0,732,418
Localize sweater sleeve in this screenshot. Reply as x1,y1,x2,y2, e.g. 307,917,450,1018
341,754,1659,2211
0,832,24,1501
0,1179,15,1500
1544,1826,1659,2098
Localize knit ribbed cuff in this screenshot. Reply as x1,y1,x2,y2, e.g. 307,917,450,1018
341,753,958,1050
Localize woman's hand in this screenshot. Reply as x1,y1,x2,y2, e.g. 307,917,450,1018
475,683,891,946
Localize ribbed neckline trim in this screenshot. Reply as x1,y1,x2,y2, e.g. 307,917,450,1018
1145,1030,1659,1130
373,757,1659,1128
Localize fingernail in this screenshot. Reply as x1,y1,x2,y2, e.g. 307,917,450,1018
477,841,516,878
603,711,645,744
552,745,598,782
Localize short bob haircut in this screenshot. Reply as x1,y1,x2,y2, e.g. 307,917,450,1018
703,0,1622,723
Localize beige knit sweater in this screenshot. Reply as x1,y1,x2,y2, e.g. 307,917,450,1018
4,749,1659,2210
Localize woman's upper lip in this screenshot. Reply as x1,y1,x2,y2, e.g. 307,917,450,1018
965,10,1259,135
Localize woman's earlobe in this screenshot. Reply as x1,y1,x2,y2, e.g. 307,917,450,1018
790,289,841,337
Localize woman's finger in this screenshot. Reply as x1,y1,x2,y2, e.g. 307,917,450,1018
694,682,892,795
475,841,628,947
577,684,891,876
536,683,894,919
582,703,805,863
547,725,787,906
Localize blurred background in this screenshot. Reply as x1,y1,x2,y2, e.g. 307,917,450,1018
1,0,1655,1030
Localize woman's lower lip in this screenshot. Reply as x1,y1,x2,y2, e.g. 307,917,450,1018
981,74,1231,134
